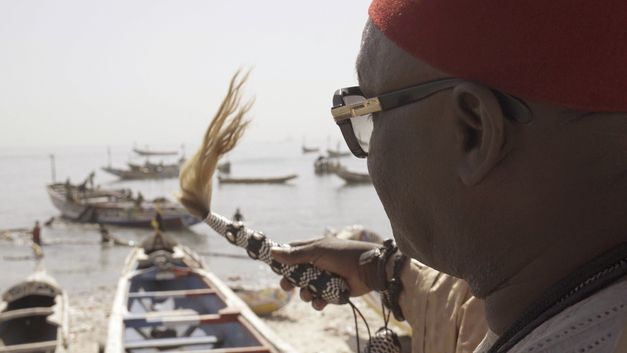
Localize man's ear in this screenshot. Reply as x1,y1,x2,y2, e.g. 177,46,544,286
452,82,507,185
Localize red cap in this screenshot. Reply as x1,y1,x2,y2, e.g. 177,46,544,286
369,0,627,112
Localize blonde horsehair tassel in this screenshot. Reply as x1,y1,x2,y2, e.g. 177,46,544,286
178,69,253,218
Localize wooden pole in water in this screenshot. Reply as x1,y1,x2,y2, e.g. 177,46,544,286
49,154,56,183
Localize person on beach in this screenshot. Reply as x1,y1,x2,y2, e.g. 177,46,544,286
32,221,41,246
272,1,627,352
99,223,111,243
31,220,44,259
233,208,244,222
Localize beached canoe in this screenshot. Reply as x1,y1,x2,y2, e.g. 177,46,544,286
232,287,292,316
334,168,372,184
0,269,69,353
105,232,293,353
46,183,200,229
217,174,298,185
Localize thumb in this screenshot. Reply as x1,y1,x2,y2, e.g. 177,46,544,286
271,245,316,265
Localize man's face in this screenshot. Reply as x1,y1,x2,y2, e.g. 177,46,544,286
356,22,465,271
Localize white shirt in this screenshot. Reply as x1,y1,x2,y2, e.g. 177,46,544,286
474,278,627,353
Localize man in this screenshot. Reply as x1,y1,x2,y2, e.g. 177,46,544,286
32,220,41,247
272,1,627,352
99,223,111,243
233,208,245,222
32,220,43,259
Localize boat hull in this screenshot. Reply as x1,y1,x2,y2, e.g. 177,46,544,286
218,174,298,184
102,166,179,180
0,271,69,353
46,184,200,229
105,238,293,353
334,168,372,184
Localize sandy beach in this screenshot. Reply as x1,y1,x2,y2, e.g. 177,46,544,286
67,285,410,353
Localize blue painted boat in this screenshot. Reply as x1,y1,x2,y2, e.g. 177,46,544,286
105,232,293,353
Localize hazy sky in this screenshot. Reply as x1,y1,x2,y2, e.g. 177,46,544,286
0,0,370,148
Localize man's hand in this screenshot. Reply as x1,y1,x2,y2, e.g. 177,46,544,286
271,237,379,311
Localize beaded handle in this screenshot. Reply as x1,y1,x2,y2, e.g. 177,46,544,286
205,212,350,305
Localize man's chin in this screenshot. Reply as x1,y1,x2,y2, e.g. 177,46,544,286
393,233,431,265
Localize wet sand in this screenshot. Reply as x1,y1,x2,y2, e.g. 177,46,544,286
67,286,407,353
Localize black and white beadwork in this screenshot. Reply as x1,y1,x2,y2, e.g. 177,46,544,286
205,212,351,305
363,328,402,353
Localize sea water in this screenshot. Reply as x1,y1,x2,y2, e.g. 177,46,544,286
0,140,391,295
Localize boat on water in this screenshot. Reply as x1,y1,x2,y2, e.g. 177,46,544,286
102,161,180,180
326,149,351,158
0,269,69,353
301,146,319,154
133,147,179,157
217,161,231,174
217,174,298,185
313,156,340,175
334,167,372,184
46,183,199,229
105,232,293,353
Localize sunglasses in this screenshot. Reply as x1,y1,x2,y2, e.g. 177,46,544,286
331,78,532,158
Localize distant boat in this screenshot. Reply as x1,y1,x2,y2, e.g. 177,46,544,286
105,232,292,353
102,161,180,180
314,156,341,175
326,149,351,158
217,174,298,184
133,147,178,157
216,161,231,174
335,167,372,184
0,269,69,353
302,145,319,153
46,183,199,229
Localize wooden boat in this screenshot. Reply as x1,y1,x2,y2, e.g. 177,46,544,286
301,146,319,154
217,161,231,174
334,167,372,184
133,147,178,157
105,232,293,353
46,183,200,229
217,174,297,185
0,269,69,353
232,287,292,316
313,157,340,175
326,149,351,158
102,164,179,180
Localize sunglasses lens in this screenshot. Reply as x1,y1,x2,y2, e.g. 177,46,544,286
343,95,373,154
351,114,373,153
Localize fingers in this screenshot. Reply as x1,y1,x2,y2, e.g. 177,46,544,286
299,288,328,311
279,277,294,291
299,288,313,302
280,277,328,311
312,298,327,311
